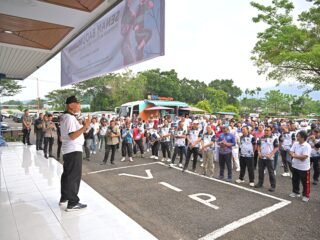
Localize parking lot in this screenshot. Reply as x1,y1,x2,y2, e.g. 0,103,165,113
6,123,320,240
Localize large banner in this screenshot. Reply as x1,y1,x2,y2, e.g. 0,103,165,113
61,0,165,86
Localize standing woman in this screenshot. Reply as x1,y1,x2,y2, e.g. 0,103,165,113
149,125,160,160
101,120,120,165
43,114,56,159
121,121,134,162
289,131,312,202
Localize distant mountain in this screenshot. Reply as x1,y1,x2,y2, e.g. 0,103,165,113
245,83,320,100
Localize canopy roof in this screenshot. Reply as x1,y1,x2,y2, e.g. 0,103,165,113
0,0,119,80
147,100,188,107
144,106,173,111
180,106,206,113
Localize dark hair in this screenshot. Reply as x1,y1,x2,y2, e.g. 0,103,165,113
265,126,272,131
297,130,308,141
241,126,249,131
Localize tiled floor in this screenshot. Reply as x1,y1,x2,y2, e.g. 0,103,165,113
0,143,157,240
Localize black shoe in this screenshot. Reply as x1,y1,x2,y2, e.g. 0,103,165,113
313,181,318,185
182,168,186,172
27,143,32,146
111,162,115,165
268,187,275,192
39,147,44,150
66,203,87,212
254,184,262,188
100,161,106,165
49,155,54,158
44,154,48,159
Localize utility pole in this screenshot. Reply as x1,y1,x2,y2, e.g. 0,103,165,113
37,77,40,113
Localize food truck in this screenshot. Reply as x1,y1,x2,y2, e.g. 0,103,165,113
119,96,189,120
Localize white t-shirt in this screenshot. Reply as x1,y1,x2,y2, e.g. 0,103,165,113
290,142,312,171
60,114,84,154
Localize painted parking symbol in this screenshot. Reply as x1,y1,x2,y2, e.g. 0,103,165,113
86,162,291,240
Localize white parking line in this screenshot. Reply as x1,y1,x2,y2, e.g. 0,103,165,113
161,162,288,202
159,182,183,192
199,201,290,240
157,162,291,240
85,162,159,175
86,160,291,240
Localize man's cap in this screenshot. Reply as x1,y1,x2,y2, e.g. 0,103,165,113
65,96,80,104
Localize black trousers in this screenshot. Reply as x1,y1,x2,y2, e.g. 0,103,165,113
57,139,62,159
133,139,144,154
184,147,199,171
22,128,31,144
292,167,310,198
151,141,160,156
104,144,116,163
44,137,54,156
257,158,276,188
61,151,82,207
280,149,291,173
35,131,44,150
311,156,320,182
239,156,254,182
254,150,258,169
172,146,186,164
122,142,133,157
161,142,171,158
219,153,232,179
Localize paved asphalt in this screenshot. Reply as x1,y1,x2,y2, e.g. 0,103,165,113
6,118,320,240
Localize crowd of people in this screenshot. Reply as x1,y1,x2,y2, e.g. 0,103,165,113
26,109,320,203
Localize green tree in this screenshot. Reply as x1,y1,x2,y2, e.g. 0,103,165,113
195,100,211,112
208,79,242,105
140,69,182,100
205,87,228,112
251,0,320,90
222,105,239,115
0,79,24,97
3,100,23,105
265,90,286,114
45,88,79,110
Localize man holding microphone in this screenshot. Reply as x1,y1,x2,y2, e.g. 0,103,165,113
59,96,91,211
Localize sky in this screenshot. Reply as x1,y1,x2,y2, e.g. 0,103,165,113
3,0,314,102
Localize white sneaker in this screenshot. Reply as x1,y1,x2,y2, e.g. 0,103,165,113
236,179,245,184
93,151,96,155
120,157,126,162
199,158,203,162
289,193,301,198
200,163,204,167
129,157,133,162
154,156,159,160
167,158,171,163
282,172,290,177
147,149,150,152
236,168,240,172
249,182,255,187
161,158,166,162
302,196,309,202
150,155,155,159
178,163,183,168
274,170,277,176
169,163,174,168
